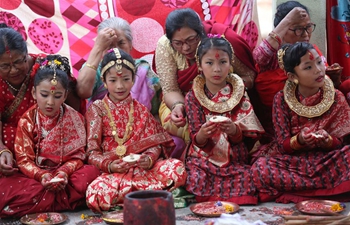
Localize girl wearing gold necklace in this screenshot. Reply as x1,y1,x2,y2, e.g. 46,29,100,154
251,42,350,204
85,48,187,213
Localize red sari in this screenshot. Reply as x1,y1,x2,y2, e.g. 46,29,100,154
0,104,99,218
251,78,350,203
85,95,187,212
0,54,42,154
185,75,264,205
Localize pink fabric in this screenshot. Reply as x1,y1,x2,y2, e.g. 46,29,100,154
0,1,261,77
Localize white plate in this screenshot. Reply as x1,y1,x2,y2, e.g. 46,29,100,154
122,154,141,163
312,133,323,138
49,177,64,183
209,116,229,123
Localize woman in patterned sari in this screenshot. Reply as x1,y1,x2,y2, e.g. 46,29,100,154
0,55,99,218
85,48,186,213
184,36,264,204
154,8,257,158
251,42,350,203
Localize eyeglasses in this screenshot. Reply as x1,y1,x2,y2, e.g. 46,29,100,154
289,24,316,36
0,55,27,73
171,34,200,48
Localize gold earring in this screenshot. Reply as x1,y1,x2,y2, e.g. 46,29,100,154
293,79,299,85
104,83,107,88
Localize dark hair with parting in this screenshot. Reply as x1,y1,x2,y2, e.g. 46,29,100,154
196,35,234,67
165,8,206,41
279,42,315,73
100,48,135,81
0,26,27,56
34,55,71,90
274,1,309,27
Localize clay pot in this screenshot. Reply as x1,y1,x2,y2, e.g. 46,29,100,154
123,190,175,225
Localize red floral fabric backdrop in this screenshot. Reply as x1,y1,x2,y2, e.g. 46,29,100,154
327,0,350,80
0,0,260,77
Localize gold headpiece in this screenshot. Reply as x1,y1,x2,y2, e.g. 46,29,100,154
101,48,135,77
277,47,288,71
40,59,64,94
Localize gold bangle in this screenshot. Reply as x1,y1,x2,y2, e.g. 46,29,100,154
290,135,304,150
171,101,185,111
325,135,333,148
0,149,12,156
148,156,153,169
85,63,97,71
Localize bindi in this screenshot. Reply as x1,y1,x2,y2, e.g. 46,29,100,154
308,50,314,60
215,51,220,59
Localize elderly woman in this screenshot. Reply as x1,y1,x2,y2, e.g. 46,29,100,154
77,17,160,114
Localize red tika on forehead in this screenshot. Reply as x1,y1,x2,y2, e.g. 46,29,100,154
50,85,56,94
308,50,314,60
215,51,220,59
5,46,11,58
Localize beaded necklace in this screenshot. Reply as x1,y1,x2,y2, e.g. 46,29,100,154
5,80,20,92
103,100,134,158
35,106,64,169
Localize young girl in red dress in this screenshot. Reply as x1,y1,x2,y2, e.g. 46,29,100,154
184,35,264,205
0,55,99,218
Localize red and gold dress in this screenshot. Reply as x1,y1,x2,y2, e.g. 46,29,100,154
85,95,187,212
0,104,99,218
251,77,350,203
184,74,264,205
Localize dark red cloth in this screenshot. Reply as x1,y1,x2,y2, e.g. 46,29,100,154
0,165,100,218
326,0,350,82
252,89,350,203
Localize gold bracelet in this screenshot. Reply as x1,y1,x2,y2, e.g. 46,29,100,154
268,31,282,45
85,63,97,71
0,149,12,156
290,135,304,150
148,156,153,169
171,101,185,111
325,135,333,148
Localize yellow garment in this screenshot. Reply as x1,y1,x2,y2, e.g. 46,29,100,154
159,101,190,143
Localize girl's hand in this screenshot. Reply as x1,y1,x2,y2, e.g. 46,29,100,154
41,173,54,190
170,104,186,127
218,119,236,135
109,159,132,173
299,127,316,148
49,172,68,192
0,151,18,176
200,121,218,139
313,129,331,148
138,154,152,170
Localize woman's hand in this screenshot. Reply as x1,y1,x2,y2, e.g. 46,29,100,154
0,151,18,176
170,104,186,127
284,7,309,26
94,27,119,52
138,154,152,170
109,159,132,173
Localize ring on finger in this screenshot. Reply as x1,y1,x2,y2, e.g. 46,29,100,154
109,32,114,37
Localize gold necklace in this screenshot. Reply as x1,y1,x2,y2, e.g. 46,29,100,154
103,99,134,158
5,80,20,92
283,76,335,118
